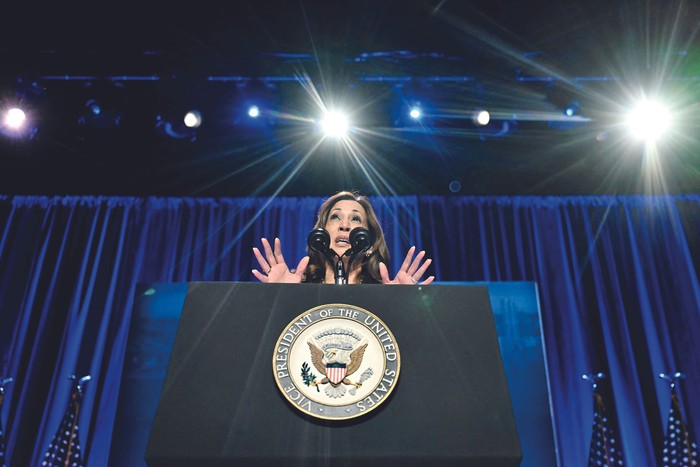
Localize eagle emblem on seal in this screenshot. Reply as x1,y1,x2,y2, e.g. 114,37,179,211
302,327,374,398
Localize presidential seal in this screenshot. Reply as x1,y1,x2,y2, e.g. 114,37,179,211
273,304,400,420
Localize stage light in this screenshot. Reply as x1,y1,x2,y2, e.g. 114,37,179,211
1,106,38,140
320,111,349,137
78,98,122,129
4,107,27,129
233,78,279,126
247,105,260,118
564,101,580,117
548,100,590,131
625,99,671,142
88,102,102,116
397,100,431,127
474,109,490,126
183,110,202,128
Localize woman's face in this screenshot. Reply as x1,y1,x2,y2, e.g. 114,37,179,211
324,199,369,256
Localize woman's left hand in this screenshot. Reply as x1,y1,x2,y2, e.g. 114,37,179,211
379,246,434,285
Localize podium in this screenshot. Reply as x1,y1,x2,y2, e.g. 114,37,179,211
146,283,521,466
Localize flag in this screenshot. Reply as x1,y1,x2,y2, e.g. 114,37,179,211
587,391,625,466
0,391,7,467
0,377,12,467
661,385,699,467
41,376,90,467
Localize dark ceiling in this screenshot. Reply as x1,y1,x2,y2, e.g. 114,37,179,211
1,0,699,197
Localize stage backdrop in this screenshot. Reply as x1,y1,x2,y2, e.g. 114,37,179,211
0,194,699,466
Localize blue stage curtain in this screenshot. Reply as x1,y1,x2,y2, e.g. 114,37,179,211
0,194,698,466
416,195,700,466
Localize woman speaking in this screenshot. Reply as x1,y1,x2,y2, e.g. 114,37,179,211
252,191,434,285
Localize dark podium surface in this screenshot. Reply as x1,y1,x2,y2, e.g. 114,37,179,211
146,283,521,467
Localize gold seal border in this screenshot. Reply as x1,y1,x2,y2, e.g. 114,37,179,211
272,303,401,421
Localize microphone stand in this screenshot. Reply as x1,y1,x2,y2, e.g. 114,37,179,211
307,228,346,284
307,227,373,285
334,257,346,284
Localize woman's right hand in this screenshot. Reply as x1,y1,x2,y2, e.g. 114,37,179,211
252,237,309,283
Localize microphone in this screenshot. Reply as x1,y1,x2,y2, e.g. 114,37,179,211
307,228,331,255
349,227,373,253
306,227,373,284
307,228,345,284
346,227,374,271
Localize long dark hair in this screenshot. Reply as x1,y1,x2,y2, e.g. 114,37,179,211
303,191,389,284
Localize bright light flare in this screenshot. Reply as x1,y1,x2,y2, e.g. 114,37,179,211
183,110,202,128
320,111,349,138
564,104,578,117
248,105,260,118
474,110,490,126
88,103,101,116
409,107,422,120
625,99,671,143
4,107,27,129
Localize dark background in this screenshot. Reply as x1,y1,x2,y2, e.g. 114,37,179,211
1,0,699,197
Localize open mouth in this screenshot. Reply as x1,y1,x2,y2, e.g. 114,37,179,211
335,237,350,246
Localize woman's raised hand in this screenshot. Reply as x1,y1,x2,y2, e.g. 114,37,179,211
379,246,434,285
252,237,309,283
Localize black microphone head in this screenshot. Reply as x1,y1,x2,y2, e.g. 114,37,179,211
349,227,373,250
307,228,330,253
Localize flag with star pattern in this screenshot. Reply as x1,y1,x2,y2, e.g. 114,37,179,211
0,389,7,467
661,385,699,467
587,391,625,466
41,387,85,467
